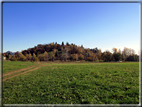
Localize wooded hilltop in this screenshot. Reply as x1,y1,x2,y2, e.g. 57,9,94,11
3,42,139,62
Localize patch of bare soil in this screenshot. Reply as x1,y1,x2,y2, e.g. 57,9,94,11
43,65,53,66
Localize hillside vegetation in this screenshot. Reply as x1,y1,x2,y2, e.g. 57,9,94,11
3,42,139,62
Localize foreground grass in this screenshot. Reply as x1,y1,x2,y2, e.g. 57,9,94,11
3,61,39,73
3,62,139,104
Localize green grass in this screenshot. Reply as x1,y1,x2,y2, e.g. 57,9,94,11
3,66,37,79
3,61,39,73
2,62,139,104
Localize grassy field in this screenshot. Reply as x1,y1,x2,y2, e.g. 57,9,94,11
3,61,39,73
2,61,139,104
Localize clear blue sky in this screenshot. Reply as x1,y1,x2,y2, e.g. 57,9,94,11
3,3,140,54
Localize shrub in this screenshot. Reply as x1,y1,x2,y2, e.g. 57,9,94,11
26,53,32,61
10,56,17,61
38,54,44,61
33,57,39,62
19,55,26,61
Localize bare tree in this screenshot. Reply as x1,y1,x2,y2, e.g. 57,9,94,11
61,52,69,61
61,47,70,61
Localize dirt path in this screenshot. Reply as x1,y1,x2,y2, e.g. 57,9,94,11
3,63,53,82
3,66,35,77
3,66,41,82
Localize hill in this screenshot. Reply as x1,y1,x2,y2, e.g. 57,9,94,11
3,42,139,62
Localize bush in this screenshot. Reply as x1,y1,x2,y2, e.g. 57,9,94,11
38,54,44,61
20,56,26,61
10,56,17,61
26,53,32,61
33,57,39,62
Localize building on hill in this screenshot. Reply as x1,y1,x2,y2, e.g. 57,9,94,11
3,56,6,60
2,53,6,60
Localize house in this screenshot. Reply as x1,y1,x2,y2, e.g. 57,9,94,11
3,56,6,60
2,53,6,60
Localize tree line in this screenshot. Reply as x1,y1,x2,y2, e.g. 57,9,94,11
3,42,139,62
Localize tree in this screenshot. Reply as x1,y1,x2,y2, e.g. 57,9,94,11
19,53,26,61
29,53,32,61
54,43,57,49
61,52,69,61
22,50,28,56
113,53,121,61
66,42,70,46
32,53,38,61
53,49,57,54
98,53,102,61
122,47,132,59
118,48,121,54
126,54,139,61
121,53,126,61
55,50,60,59
33,57,39,62
62,41,64,46
102,51,113,62
38,54,44,61
44,51,48,61
78,54,84,60
87,57,93,61
93,47,99,53
70,54,78,61
60,46,70,61
33,53,36,57
112,48,122,61
75,54,78,61
49,52,55,61
50,42,54,46
57,44,61,51
75,48,80,54
10,56,17,61
77,48,83,54
91,53,97,61
38,52,48,61
131,49,135,55
70,44,73,49
8,54,12,60
83,52,88,61
112,48,117,53
87,51,92,57
96,49,102,61
70,54,75,61
126,55,134,61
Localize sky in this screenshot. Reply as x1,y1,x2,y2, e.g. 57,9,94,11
3,2,140,54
